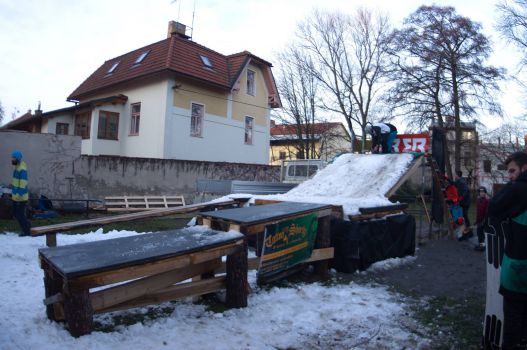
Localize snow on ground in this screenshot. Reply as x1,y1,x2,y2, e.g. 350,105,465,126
258,153,414,216
0,231,432,350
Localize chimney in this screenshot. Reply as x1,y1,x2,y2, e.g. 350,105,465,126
270,120,276,128
35,101,42,117
167,21,190,39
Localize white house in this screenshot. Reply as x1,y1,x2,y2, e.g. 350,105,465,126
3,21,282,165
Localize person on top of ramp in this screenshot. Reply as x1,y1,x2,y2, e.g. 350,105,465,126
365,122,398,154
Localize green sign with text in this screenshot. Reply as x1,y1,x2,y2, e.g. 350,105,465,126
258,214,318,279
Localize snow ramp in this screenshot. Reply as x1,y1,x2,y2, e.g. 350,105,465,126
263,153,423,216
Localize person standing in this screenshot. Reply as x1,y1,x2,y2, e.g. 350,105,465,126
11,150,31,236
365,122,398,154
454,170,472,240
488,151,527,348
474,186,489,251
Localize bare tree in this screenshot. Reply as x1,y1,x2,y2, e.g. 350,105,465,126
389,6,504,174
274,46,323,160
497,0,527,67
296,8,393,153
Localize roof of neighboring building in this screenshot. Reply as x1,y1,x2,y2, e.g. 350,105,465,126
68,33,281,107
271,122,348,137
0,111,35,130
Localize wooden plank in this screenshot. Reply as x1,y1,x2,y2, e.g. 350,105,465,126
385,155,424,197
69,241,244,289
306,247,334,262
90,259,221,311
359,203,408,214
349,209,405,221
43,292,63,306
241,208,333,235
420,194,431,224
31,200,237,236
253,199,284,205
95,277,226,314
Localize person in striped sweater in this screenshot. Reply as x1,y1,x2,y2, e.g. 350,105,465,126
11,150,31,236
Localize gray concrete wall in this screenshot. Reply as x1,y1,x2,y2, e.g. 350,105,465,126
0,131,81,198
1,130,280,204
73,156,280,203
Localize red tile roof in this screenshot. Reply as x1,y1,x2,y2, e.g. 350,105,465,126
271,122,345,136
68,34,280,107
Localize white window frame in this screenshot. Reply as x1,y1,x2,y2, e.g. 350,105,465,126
106,61,120,75
130,103,141,136
200,55,213,69
244,116,254,145
191,102,204,137
134,50,150,65
246,69,255,96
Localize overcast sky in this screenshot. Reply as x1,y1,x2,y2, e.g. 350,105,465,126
0,0,524,130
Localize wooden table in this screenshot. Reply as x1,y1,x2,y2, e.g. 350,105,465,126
39,228,247,337
199,201,334,278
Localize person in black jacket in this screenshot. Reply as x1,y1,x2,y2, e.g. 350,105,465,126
488,151,527,349
365,122,397,154
455,170,472,240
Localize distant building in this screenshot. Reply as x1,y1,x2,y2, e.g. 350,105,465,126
2,21,281,165
269,121,351,165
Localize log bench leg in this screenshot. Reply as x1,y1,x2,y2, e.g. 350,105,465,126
43,267,63,321
226,239,248,308
63,287,93,337
314,216,331,275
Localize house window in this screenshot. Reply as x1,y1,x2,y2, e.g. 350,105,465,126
296,150,304,159
245,116,254,144
246,69,255,96
134,51,149,65
130,103,141,135
497,163,507,171
279,151,286,160
191,103,204,137
74,112,91,139
106,61,120,75
98,111,119,140
200,55,213,69
483,160,491,173
463,151,472,166
56,122,69,135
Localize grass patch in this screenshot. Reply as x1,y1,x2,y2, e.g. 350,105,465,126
411,295,484,349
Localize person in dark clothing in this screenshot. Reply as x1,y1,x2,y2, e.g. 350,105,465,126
365,122,397,154
454,170,472,240
474,186,489,251
488,151,527,349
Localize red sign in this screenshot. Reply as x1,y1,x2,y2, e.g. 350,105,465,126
392,133,430,153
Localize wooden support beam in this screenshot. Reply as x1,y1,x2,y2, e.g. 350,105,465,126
314,215,331,275
95,277,226,314
90,259,221,312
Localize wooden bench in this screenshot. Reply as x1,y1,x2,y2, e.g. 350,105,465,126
104,195,186,212
199,201,335,282
39,228,248,337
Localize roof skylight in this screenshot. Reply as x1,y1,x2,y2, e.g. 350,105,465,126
106,61,120,74
134,51,150,65
200,55,213,69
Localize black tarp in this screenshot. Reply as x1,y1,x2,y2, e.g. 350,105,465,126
330,214,416,273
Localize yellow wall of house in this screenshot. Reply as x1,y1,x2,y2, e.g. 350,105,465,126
232,64,268,126
173,79,228,118
269,141,324,165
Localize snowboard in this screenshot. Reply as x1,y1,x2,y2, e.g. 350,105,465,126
482,217,506,348
448,203,465,239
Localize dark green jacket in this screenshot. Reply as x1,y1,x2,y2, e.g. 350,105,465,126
489,170,527,300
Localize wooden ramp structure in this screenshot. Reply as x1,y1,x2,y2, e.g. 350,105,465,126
385,155,425,197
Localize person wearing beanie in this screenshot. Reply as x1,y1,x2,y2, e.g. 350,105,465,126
10,150,31,236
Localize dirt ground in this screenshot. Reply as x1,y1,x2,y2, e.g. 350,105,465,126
372,232,487,299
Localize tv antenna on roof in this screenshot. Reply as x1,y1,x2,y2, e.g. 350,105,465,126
170,0,196,40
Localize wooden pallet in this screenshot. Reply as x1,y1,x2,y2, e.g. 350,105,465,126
105,195,186,212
